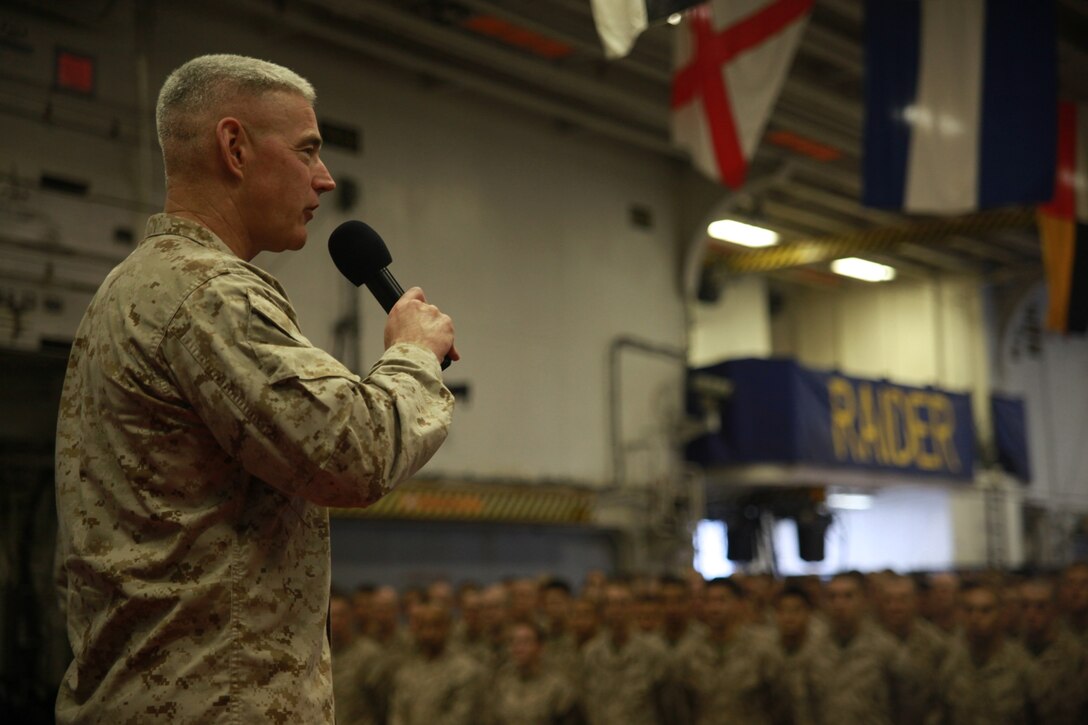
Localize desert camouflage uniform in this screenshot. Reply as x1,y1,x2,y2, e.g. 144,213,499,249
937,639,1037,724
454,621,512,676
816,621,910,725
361,629,417,723
541,630,580,682
674,626,786,725
1024,629,1085,725
1061,619,1088,649
489,637,512,674
656,621,709,720
449,622,491,666
808,612,830,641
774,628,834,725
333,637,387,725
368,627,415,660
487,663,581,725
389,649,485,725
660,621,709,657
887,618,951,725
580,631,670,725
54,214,452,723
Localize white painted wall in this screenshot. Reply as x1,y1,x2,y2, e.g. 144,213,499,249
688,275,773,366
0,1,688,488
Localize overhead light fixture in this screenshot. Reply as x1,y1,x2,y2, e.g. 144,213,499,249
667,13,684,25
830,257,897,282
826,493,874,510
707,219,780,248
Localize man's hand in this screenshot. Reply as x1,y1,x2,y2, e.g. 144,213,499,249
384,287,459,364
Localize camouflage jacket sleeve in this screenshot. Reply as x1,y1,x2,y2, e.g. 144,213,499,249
442,657,487,725
162,272,453,507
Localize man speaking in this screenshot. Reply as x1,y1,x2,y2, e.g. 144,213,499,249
53,54,457,722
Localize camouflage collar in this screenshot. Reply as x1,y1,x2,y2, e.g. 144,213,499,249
143,213,237,257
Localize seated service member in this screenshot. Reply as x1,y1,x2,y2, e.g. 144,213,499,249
54,54,457,723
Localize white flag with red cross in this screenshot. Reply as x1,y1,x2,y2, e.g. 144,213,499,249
671,0,812,187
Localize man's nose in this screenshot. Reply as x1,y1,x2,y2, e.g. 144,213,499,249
314,159,336,193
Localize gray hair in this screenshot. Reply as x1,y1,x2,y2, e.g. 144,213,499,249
156,54,316,172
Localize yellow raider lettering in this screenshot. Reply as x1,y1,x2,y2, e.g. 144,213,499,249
930,392,962,472
857,382,889,465
827,375,963,474
878,386,915,467
828,377,861,462
908,390,942,471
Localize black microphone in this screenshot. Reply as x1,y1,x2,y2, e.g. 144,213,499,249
328,220,451,370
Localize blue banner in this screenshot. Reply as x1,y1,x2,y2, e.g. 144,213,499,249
686,358,975,480
991,394,1030,482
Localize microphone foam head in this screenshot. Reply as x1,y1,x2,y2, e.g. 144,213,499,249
328,220,392,286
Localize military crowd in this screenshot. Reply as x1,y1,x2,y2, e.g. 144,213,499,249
328,562,1088,725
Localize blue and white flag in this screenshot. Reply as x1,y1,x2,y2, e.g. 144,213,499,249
863,0,1057,214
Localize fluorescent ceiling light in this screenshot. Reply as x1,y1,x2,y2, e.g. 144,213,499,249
707,220,779,248
830,257,897,282
667,13,683,25
827,493,874,511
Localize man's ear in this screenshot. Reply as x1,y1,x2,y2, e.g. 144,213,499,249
216,117,247,179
